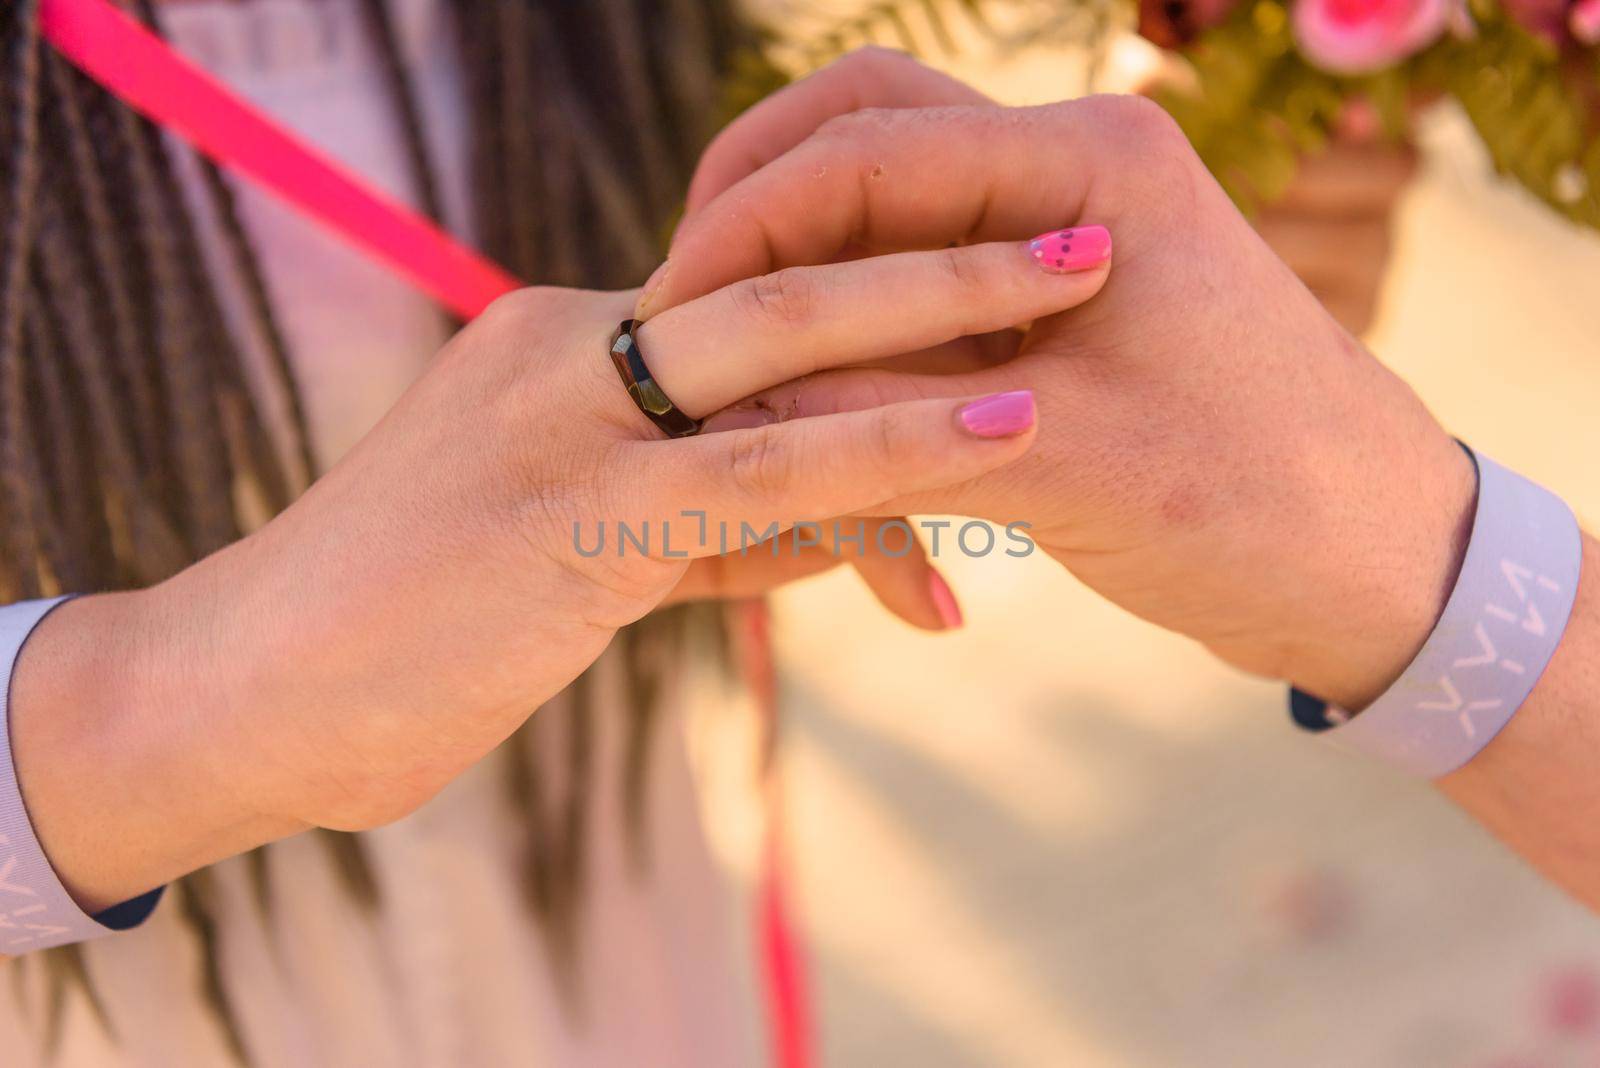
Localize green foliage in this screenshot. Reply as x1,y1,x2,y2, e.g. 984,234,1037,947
1422,16,1600,227
760,0,1124,99
718,35,796,125
1158,0,1600,228
792,0,1002,66
764,0,1600,232
1155,3,1343,212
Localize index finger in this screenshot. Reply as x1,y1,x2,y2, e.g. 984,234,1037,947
645,94,1182,316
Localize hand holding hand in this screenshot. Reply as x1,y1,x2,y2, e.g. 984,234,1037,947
652,92,1475,713
660,46,996,624
13,219,1113,909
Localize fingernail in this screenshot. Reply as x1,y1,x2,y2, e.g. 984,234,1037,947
1026,225,1111,274
959,389,1035,438
700,406,779,433
927,570,963,629
637,258,671,315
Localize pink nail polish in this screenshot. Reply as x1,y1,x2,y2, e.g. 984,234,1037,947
1026,225,1111,274
959,390,1035,438
927,570,963,629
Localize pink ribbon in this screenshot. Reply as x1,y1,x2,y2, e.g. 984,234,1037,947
39,0,520,320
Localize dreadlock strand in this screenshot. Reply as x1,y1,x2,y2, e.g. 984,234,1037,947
175,872,250,1066
134,119,298,557
530,92,582,285
562,663,595,917
505,684,591,1011
73,71,187,519
40,943,117,1060
650,0,723,167
357,0,446,224
129,0,315,504
614,624,664,870
30,191,191,583
0,0,45,597
192,162,312,508
111,99,237,556
23,287,97,591
522,9,657,282
126,91,291,552
586,0,679,222
9,953,30,1023
494,0,546,281
30,58,163,588
42,52,167,476
453,2,512,275
317,830,382,910
131,0,294,506
243,845,273,920
11,292,73,596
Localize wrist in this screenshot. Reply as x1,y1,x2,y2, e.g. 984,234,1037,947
9,583,299,912
1284,433,1479,711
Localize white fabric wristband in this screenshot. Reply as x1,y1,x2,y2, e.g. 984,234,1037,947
0,596,163,951
1291,445,1582,777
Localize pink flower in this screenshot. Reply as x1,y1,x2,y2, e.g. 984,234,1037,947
1292,0,1451,73
1138,0,1240,48
1571,0,1600,44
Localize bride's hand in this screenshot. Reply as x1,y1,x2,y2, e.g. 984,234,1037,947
649,94,1475,714
14,238,1111,911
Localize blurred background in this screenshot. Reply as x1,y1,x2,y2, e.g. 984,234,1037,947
701,5,1600,1066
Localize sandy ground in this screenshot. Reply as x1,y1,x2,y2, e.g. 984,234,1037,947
758,51,1600,1068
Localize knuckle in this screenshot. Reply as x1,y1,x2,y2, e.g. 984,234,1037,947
934,246,984,296
842,43,910,66
1085,95,1197,173
728,427,795,504
813,105,898,146
860,409,918,495
1071,95,1207,222
836,44,919,77
734,266,819,329
870,406,916,463
812,110,860,145
515,457,671,622
511,474,594,558
439,288,564,388
1094,94,1180,138
480,285,562,328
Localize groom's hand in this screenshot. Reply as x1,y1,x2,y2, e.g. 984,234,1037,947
648,94,1476,712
